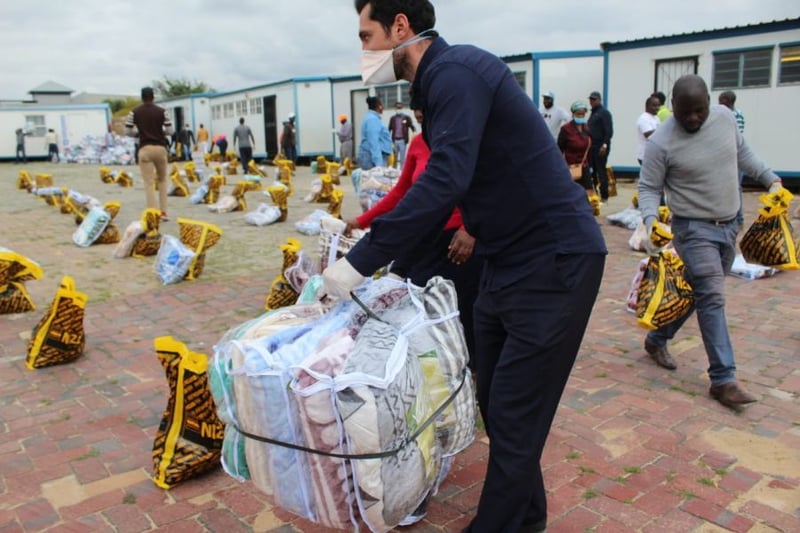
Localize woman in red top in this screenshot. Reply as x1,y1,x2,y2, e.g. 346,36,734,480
558,101,594,196
345,105,481,364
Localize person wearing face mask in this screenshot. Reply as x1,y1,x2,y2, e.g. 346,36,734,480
323,2,607,531
357,95,391,170
558,101,594,198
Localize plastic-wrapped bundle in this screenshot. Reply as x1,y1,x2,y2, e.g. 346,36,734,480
177,218,223,279
211,277,474,532
318,216,365,271
72,206,111,247
154,235,196,284
207,195,239,213
606,207,642,230
295,209,332,236
210,304,326,483
243,203,282,226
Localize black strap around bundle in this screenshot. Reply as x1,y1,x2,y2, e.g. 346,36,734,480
234,367,467,460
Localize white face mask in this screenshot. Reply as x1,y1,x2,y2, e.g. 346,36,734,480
360,30,434,86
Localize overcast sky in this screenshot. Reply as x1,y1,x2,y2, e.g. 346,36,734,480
1,1,797,100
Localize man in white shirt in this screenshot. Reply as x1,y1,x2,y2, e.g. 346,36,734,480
636,95,661,164
539,91,570,139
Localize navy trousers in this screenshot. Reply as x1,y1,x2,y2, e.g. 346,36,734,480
468,253,605,532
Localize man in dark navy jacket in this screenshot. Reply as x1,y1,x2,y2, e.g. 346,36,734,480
325,2,608,531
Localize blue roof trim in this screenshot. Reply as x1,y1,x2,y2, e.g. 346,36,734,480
602,18,800,51
157,92,216,104
532,50,603,59
780,40,800,47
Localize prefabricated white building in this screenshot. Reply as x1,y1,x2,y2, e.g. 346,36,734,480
157,93,214,141
0,104,111,160
188,76,364,162
502,50,604,111
602,18,800,179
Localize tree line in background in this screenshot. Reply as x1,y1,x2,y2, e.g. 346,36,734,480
104,76,214,117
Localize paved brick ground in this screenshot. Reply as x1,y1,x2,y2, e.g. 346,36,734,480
1,162,799,532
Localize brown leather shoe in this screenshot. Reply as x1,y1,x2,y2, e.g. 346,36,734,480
644,340,677,370
710,382,757,408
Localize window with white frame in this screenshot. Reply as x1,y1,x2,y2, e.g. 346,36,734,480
779,43,800,85
249,98,262,114
712,47,772,89
223,102,234,118
24,115,46,136
235,99,248,116
212,105,221,120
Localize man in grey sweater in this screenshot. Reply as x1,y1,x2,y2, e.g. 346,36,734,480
638,74,782,409
233,117,255,170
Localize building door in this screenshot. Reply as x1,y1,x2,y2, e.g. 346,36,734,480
654,56,698,104
262,95,277,158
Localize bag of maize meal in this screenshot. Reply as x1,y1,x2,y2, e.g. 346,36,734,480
152,336,224,489
740,188,799,270
177,218,223,280
26,276,88,369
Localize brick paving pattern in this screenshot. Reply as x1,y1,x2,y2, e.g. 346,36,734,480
1,162,798,532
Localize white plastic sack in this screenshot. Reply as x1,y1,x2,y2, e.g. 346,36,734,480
294,209,331,236
607,207,642,230
153,235,196,284
72,206,111,247
244,203,282,226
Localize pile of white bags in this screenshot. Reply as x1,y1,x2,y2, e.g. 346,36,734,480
210,276,475,532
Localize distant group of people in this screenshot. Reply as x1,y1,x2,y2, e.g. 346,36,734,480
339,94,418,170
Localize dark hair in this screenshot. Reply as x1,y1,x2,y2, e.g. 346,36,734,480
366,96,382,110
651,91,666,105
239,117,245,124
141,86,154,101
719,90,736,104
354,0,435,35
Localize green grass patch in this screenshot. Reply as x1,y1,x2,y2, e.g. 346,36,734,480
582,488,599,499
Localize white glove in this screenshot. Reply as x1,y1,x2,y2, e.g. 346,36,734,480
642,216,661,256
768,181,783,194
322,257,365,300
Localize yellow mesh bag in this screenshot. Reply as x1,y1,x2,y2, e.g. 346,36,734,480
636,250,693,331
328,189,344,219
169,171,189,197
205,175,225,205
0,248,44,286
115,171,133,187
606,166,617,198
184,162,200,183
0,282,36,315
313,175,334,203
631,192,639,208
177,218,223,280
278,166,294,196
226,156,239,175
104,201,121,220
343,157,353,177
326,162,341,185
740,189,799,270
17,170,33,191
267,185,289,222
99,167,114,183
35,173,53,188
273,157,296,172
26,276,87,368
264,238,301,310
151,336,224,489
247,160,267,181
131,208,162,258
95,224,121,245
315,155,328,174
